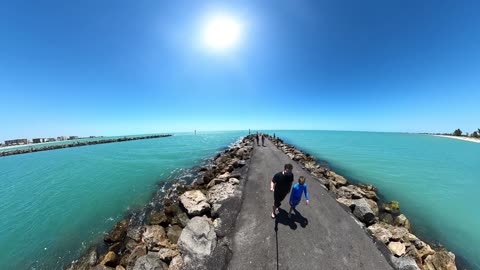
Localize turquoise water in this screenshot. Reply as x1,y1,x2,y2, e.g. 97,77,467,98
269,130,479,269
0,131,246,269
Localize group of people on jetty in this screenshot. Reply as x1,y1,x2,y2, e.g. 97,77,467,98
251,131,310,220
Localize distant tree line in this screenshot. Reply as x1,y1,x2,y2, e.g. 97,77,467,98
452,128,480,138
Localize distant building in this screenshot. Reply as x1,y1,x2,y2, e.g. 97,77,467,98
32,138,49,143
47,138,56,142
68,136,79,140
5,139,29,146
57,136,68,141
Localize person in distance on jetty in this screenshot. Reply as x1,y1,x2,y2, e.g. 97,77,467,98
261,134,265,146
288,176,310,218
270,163,294,218
256,132,260,146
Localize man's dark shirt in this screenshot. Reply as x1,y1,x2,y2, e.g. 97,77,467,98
272,171,294,195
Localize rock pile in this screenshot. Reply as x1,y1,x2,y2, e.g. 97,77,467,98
67,136,254,270
269,135,457,270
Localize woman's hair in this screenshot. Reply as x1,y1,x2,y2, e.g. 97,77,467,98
299,176,305,184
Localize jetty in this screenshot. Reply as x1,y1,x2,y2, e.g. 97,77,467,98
0,134,172,157
228,138,393,269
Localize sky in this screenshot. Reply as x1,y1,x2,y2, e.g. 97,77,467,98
1,0,480,141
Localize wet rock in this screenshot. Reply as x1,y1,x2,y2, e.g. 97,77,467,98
115,266,126,270
417,244,435,260
142,225,170,251
179,190,210,216
149,211,171,227
99,251,117,267
352,198,375,225
126,226,143,242
167,225,183,244
178,216,216,265
382,201,400,214
390,255,421,270
108,242,124,254
367,223,392,244
424,251,457,270
132,254,168,270
92,266,114,270
164,205,177,216
394,214,411,232
104,219,129,243
207,182,236,204
388,241,406,257
168,255,184,270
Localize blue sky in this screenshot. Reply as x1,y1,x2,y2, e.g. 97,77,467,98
1,0,480,141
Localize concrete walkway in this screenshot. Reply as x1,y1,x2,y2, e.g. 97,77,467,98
228,138,393,270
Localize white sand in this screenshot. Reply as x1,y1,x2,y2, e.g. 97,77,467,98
433,135,480,144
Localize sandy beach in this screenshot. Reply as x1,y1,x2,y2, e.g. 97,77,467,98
433,135,480,143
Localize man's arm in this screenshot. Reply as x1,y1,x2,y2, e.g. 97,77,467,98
270,178,275,192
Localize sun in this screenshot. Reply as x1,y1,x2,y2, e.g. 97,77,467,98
202,14,243,51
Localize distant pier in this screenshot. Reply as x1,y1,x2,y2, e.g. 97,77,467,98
0,134,173,157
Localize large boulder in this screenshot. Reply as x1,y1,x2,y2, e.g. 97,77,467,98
352,198,375,225
177,216,217,265
179,190,210,216
424,251,457,270
142,225,170,251
367,223,393,244
388,241,406,257
382,201,400,214
104,219,129,243
132,254,168,270
390,255,421,270
394,214,411,232
207,182,236,204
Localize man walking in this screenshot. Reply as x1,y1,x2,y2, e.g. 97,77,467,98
261,134,265,146
270,164,294,218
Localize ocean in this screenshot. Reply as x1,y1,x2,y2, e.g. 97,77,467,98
1,130,478,269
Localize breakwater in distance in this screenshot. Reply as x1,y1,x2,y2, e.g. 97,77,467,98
0,134,172,157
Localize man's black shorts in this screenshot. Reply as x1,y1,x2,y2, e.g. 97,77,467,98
274,191,289,208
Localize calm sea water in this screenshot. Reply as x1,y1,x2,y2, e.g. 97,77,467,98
0,131,246,269
268,130,479,269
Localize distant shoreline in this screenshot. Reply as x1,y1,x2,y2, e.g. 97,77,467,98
432,134,480,144
0,134,173,157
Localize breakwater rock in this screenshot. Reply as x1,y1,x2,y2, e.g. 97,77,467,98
0,134,172,157
67,135,254,270
269,135,457,270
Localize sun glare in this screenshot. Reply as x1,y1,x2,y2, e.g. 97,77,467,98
202,14,243,51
